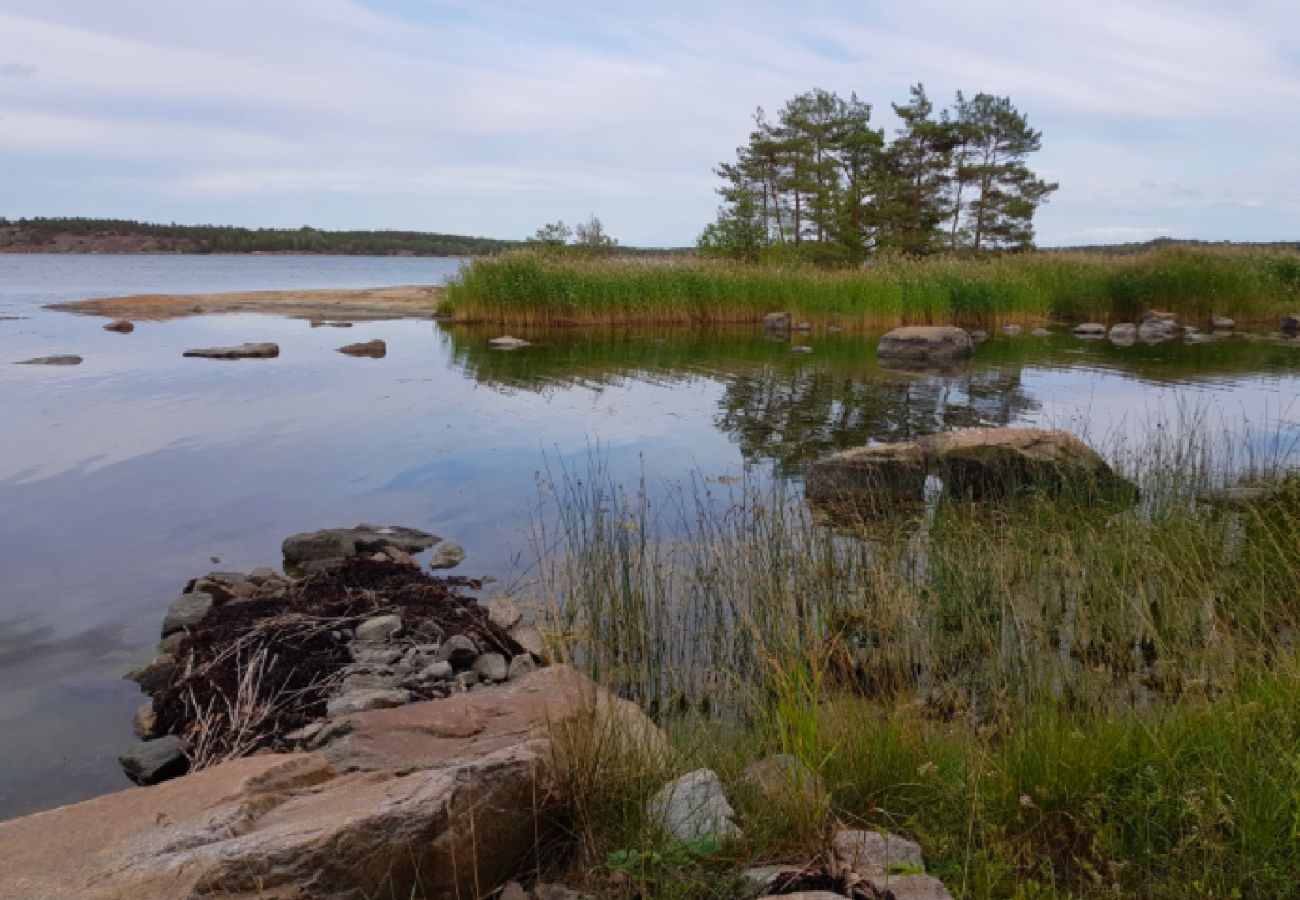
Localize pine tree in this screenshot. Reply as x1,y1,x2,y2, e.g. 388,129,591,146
959,94,1058,250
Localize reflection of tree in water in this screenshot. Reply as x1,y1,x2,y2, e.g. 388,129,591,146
717,364,1038,475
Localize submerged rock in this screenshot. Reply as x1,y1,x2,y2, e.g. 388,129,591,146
1071,323,1105,338
14,354,82,365
876,326,973,365
182,342,279,359
104,319,134,333
489,335,531,348
337,339,386,358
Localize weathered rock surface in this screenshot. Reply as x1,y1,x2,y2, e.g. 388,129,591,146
15,354,82,365
919,427,1137,502
326,688,412,716
876,326,973,365
0,666,662,900
160,591,214,637
182,342,280,359
863,874,955,899
104,319,134,333
489,335,531,348
428,541,466,569
833,828,925,876
281,524,440,565
338,338,386,358
648,768,741,840
805,441,929,510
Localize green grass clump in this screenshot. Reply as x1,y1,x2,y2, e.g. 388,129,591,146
529,446,1300,898
441,246,1300,330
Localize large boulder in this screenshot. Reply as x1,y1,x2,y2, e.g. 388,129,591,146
281,524,440,565
876,327,973,365
919,428,1137,503
0,666,662,900
805,441,929,511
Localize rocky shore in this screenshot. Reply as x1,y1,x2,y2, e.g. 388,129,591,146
46,284,441,320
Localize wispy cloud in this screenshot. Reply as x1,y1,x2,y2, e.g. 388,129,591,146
0,0,1296,245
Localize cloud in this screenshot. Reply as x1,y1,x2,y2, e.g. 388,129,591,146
0,62,37,78
0,0,1297,245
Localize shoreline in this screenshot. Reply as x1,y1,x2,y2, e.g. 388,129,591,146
45,284,442,321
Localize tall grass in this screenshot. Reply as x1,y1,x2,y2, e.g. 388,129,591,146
442,246,1300,330
527,434,1300,897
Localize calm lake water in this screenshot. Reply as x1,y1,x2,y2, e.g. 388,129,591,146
1,254,1298,820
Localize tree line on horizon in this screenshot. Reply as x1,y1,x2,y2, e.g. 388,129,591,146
699,84,1058,264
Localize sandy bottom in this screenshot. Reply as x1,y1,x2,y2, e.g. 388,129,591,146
45,284,442,320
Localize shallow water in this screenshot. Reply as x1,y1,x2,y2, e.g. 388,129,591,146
1,254,1298,819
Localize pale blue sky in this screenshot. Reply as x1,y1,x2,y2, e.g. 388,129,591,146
1,0,1297,246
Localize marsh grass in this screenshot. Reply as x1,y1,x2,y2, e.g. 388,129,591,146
442,246,1300,330
529,434,1300,897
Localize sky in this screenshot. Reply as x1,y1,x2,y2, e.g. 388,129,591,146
1,0,1298,247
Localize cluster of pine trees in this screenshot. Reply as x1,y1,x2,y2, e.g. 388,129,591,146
699,84,1057,264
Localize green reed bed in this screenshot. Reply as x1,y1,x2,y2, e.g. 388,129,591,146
442,246,1300,330
527,446,1300,898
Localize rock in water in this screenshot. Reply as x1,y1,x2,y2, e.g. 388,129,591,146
182,343,279,359
118,735,189,785
488,335,531,348
428,542,466,569
14,355,82,365
1109,323,1137,345
354,614,402,642
1282,314,1299,334
1071,323,1105,337
1211,316,1235,332
337,339,386,358
804,441,929,512
281,524,440,565
104,320,134,333
647,768,741,840
762,312,792,331
160,591,214,637
876,326,973,365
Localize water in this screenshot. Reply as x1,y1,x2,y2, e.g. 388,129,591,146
1,254,1298,820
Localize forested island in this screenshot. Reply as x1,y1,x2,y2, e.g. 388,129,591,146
0,217,519,256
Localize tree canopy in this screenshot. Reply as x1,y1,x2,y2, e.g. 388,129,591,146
700,85,1057,263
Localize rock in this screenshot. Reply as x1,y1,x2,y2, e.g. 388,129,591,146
1071,323,1104,337
124,656,177,694
763,312,792,331
247,565,280,584
791,345,813,354
2,667,663,900
743,753,823,798
157,631,187,656
351,645,403,666
181,342,279,359
501,882,530,900
862,874,955,899
14,355,82,365
1185,332,1213,344
647,768,741,840
833,828,925,876
534,885,597,900
338,339,387,358
1282,314,1299,334
428,542,466,570
341,673,406,693
1001,324,1021,335
508,654,539,680
132,701,159,740
1108,323,1137,345
419,660,454,680
1137,312,1178,342
743,865,801,892
969,329,988,342
160,591,214,637
876,326,973,365
805,441,929,511
282,524,440,565
104,319,134,333
355,614,403,642
487,596,523,630
118,735,189,785
1211,316,1235,332
325,689,412,717
472,652,508,682
456,671,480,690
283,722,325,744
795,322,813,332
755,893,846,900
508,621,547,660
488,335,531,348
435,634,480,668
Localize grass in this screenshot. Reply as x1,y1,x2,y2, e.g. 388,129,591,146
440,246,1300,330
524,435,1300,898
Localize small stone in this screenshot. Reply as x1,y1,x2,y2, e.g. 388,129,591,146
325,689,411,717
1032,327,1054,337
428,542,466,570
182,342,280,359
648,768,741,840
507,654,538,680
791,346,813,354
833,828,925,877
418,660,454,680
969,329,988,342
15,355,82,366
284,722,324,744
795,322,813,331
508,621,546,660
118,736,189,785
124,656,176,693
412,620,445,641
337,339,386,358
355,614,402,642
350,645,403,666
132,701,158,740
158,631,187,656
862,874,954,900
488,335,531,348
1211,316,1235,331
472,652,508,682
1071,323,1104,337
1001,324,1021,335
455,671,479,690
1108,323,1137,345
104,319,134,333
161,592,214,637
500,882,529,900
436,634,480,668
247,566,279,584
340,672,405,693
486,597,522,631
762,312,791,331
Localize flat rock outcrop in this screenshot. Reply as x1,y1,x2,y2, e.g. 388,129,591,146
0,666,660,900
182,342,280,359
337,339,386,358
14,354,82,365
